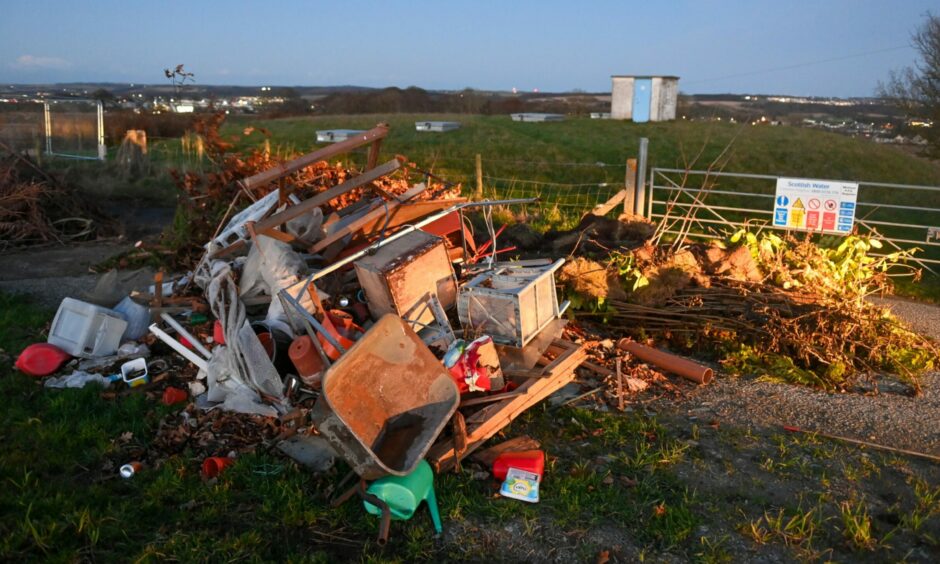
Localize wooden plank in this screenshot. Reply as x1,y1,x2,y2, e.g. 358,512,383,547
624,158,637,214
153,271,163,308
309,199,404,253
452,411,467,465
366,138,383,170
239,124,388,192
582,360,614,378
459,389,525,408
252,159,401,235
428,340,586,472
308,182,429,254
470,436,541,467
592,189,627,216
352,198,465,241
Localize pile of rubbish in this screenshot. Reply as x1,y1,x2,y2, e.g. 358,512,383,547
0,147,115,250
16,124,702,544
164,114,460,267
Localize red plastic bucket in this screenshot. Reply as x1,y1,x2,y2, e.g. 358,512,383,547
201,456,235,478
162,386,188,405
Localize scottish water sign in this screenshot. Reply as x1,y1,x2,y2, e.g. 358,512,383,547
773,177,858,234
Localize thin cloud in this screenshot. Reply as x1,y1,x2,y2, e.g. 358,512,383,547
12,54,71,70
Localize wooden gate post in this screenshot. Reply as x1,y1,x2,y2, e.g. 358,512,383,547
474,153,483,200
623,158,637,214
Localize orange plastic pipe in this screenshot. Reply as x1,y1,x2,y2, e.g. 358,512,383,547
617,339,713,385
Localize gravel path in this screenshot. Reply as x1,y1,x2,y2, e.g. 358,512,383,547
0,241,132,309
654,296,940,455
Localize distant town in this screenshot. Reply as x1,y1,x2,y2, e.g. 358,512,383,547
0,82,933,147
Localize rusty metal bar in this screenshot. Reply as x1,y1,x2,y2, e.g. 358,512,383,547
238,124,389,192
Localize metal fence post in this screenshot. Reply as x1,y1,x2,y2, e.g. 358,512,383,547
96,100,106,161
634,138,649,217
43,102,52,155
623,158,637,214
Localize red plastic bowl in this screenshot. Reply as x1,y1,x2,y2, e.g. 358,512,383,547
15,343,72,377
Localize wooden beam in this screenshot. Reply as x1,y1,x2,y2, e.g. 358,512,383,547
367,138,383,170
308,184,430,253
252,159,401,236
592,189,627,216
427,340,586,472
470,436,541,467
350,197,461,242
238,124,388,192
309,199,404,253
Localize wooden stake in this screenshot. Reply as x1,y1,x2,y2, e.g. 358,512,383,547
474,154,483,200
616,357,624,411
153,271,164,308
624,158,637,214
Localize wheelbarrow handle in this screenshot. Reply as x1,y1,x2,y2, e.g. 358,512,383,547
358,480,392,546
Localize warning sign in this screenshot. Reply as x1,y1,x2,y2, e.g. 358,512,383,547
773,177,858,234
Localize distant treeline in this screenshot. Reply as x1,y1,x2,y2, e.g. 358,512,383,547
302,86,609,116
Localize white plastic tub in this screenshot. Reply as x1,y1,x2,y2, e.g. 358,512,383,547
48,298,128,358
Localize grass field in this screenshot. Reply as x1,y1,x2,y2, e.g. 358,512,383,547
72,112,939,209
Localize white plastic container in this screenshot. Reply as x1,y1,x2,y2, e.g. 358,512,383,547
48,298,128,358
113,296,150,341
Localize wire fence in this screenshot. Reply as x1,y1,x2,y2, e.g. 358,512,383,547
140,134,632,220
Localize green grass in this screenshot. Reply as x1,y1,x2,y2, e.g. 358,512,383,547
0,291,707,560
139,113,940,221
5,287,940,561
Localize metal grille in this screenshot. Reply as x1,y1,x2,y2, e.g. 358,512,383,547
43,99,106,161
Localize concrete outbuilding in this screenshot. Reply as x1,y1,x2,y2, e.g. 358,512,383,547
610,75,679,122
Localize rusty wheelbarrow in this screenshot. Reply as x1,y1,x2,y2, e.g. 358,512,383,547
311,314,459,480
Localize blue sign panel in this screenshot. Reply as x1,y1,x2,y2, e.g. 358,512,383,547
774,208,788,226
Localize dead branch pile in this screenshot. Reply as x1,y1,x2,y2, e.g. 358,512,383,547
0,153,115,250
572,232,937,392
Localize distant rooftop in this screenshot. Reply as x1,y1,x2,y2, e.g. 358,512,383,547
611,75,680,79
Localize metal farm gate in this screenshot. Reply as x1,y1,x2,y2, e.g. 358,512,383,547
647,167,940,270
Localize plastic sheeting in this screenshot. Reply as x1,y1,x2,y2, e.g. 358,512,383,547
204,264,286,417
238,235,319,336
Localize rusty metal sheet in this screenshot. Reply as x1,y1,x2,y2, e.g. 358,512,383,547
310,314,459,479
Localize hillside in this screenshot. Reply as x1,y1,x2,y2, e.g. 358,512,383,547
219,114,940,190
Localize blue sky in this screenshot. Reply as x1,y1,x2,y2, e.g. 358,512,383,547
0,0,934,96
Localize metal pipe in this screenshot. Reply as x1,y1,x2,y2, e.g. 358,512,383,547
277,289,346,355
97,100,106,161
359,482,392,546
159,313,213,360
43,102,52,155
148,323,209,372
617,339,713,385
653,187,775,199
635,137,648,217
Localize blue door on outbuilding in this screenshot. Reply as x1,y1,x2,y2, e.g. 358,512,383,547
632,78,652,123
